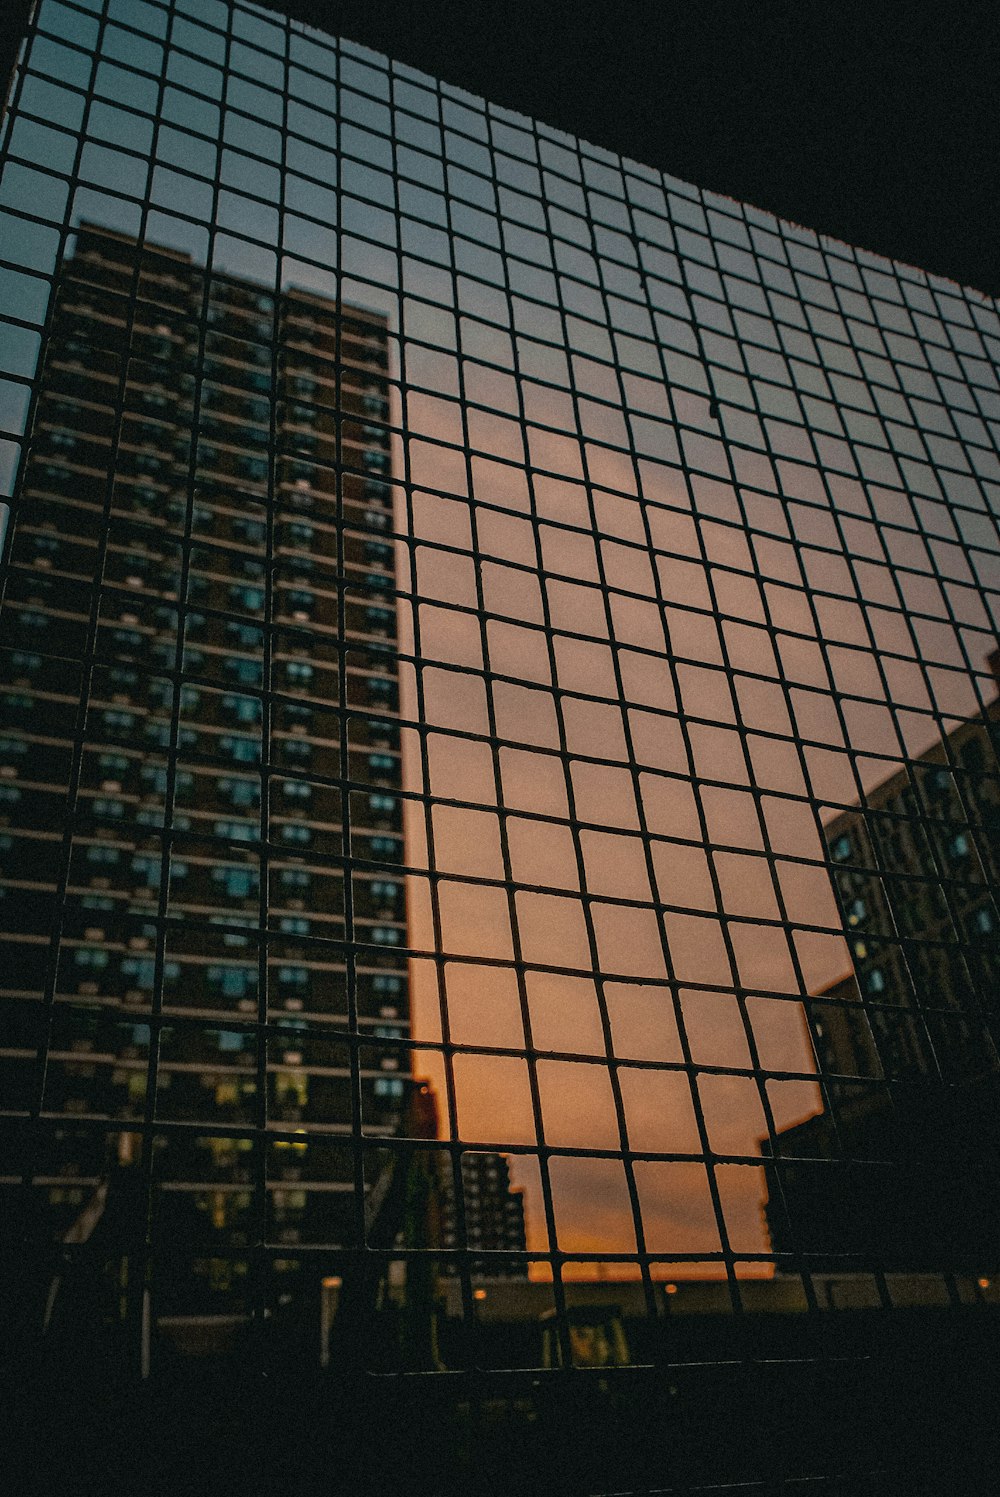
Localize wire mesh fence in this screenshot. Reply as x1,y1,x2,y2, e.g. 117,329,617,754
2,1,1000,1491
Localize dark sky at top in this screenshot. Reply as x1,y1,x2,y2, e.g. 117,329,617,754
2,1,998,296
265,0,1000,298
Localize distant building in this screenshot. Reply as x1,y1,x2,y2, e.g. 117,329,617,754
441,1150,529,1280
409,1081,528,1278
821,670,1000,1082
762,670,1000,1270
0,224,409,1331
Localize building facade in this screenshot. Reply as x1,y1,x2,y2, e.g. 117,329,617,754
0,223,410,1333
763,684,1000,1268
441,1150,528,1280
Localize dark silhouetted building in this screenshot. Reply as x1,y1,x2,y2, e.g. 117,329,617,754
442,1150,528,1280
763,674,1000,1270
0,224,409,1333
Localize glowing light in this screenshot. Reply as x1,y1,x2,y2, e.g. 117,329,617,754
321,1276,342,1289
665,1283,678,1296
473,1288,487,1301
978,1277,991,1290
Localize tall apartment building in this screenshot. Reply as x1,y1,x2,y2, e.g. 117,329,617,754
762,685,1000,1268
821,673,1000,1084
441,1151,528,1281
0,224,410,1335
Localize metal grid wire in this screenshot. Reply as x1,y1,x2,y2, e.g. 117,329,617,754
1,0,1000,1492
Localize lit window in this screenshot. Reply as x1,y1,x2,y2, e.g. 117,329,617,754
371,880,400,903
223,693,262,724
219,777,259,809
363,540,392,567
225,657,263,687
207,966,257,999
221,735,261,764
85,845,120,867
92,797,125,819
215,819,258,842
229,585,265,611
74,947,109,970
122,957,180,989
101,710,137,733
370,835,401,859
212,866,258,899
226,621,263,649
278,965,310,989
373,974,403,996
282,780,312,801
131,854,162,889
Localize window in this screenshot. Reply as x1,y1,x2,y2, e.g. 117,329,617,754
282,780,312,801
226,621,263,649
219,777,259,809
223,694,263,724
374,1077,404,1098
207,966,257,999
233,518,266,545
371,880,400,903
215,819,258,842
122,957,180,989
221,736,261,764
131,854,162,890
229,585,265,611
74,947,109,970
225,657,263,687
92,797,125,819
212,866,258,899
369,836,401,859
101,710,137,733
85,845,120,867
